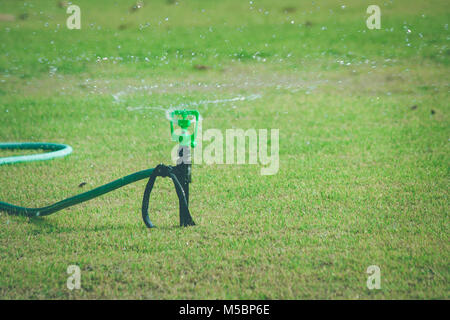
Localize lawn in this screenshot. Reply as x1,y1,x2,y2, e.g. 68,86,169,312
0,0,448,299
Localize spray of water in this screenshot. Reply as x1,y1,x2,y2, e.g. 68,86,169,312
126,94,262,119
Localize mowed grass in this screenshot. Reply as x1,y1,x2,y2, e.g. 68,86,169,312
0,0,448,299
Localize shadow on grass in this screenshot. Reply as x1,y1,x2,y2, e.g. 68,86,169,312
25,215,183,234
148,224,186,231
25,216,130,235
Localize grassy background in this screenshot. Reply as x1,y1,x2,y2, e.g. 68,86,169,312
0,0,448,299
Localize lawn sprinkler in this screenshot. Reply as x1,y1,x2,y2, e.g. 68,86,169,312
142,109,199,228
0,109,200,228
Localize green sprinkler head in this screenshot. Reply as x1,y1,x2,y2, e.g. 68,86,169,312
168,109,200,148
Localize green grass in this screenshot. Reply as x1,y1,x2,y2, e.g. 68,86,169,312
0,0,448,299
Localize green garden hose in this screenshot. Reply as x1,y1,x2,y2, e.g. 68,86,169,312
0,142,72,166
0,142,155,217
0,109,199,227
